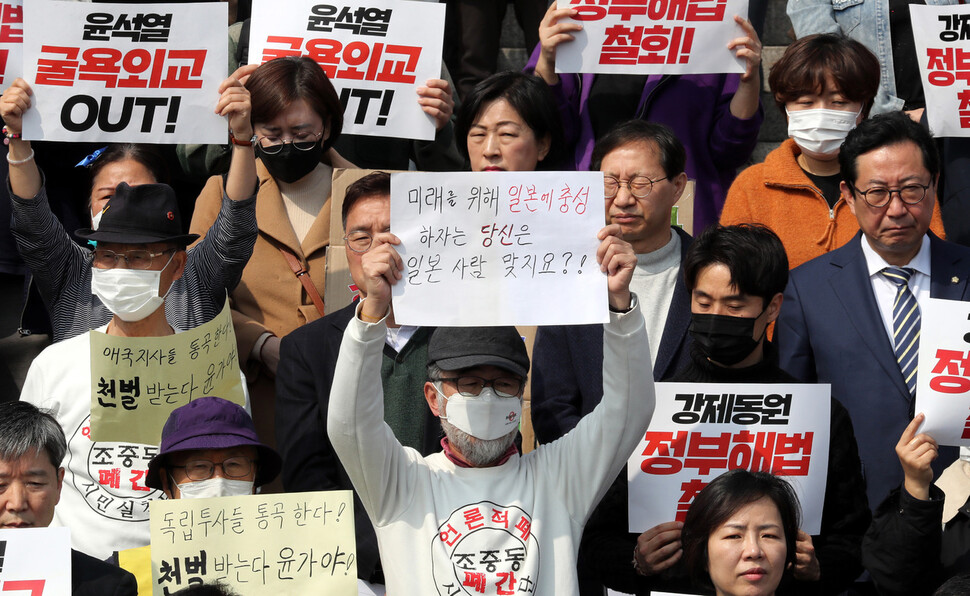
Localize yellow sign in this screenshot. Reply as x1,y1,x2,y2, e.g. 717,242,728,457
150,491,357,596
89,297,245,443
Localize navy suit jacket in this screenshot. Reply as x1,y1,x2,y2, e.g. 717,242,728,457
777,232,970,509
530,226,693,444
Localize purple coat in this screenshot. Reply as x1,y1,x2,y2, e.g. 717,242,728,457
525,47,763,232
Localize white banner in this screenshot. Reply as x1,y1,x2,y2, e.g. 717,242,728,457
628,383,831,534
390,171,608,327
555,0,748,75
916,297,970,444
0,0,21,86
22,1,228,143
912,4,970,137
249,0,444,141
0,527,72,596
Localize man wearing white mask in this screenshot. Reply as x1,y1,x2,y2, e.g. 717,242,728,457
722,33,947,270
19,183,204,560
328,221,655,594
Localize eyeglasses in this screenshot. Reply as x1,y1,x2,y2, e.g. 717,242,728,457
256,131,324,154
604,174,668,199
169,457,256,481
92,248,176,270
434,376,523,398
344,231,377,254
853,183,930,208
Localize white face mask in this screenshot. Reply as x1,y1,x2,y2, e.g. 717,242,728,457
436,385,522,441
174,476,255,499
786,107,860,157
91,252,175,322
91,208,104,231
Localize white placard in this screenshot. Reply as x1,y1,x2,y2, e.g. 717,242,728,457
555,0,748,75
0,527,72,596
628,383,831,535
916,297,970,444
22,1,228,143
390,171,608,327
249,0,444,141
0,0,21,86
913,4,970,137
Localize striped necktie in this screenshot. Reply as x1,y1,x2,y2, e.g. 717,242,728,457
879,267,921,396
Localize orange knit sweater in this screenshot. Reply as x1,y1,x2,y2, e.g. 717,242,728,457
720,138,946,270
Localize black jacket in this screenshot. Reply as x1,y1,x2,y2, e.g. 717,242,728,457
73,549,138,596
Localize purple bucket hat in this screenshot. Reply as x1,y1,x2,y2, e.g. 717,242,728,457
145,396,282,490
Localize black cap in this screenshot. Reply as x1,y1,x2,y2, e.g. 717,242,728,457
427,326,530,378
75,182,199,245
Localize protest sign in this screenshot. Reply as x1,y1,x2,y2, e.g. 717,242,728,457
628,383,830,534
913,4,970,136
150,491,356,596
389,171,607,326
22,1,227,144
916,297,970,444
555,0,748,75
249,0,445,141
89,298,245,444
0,527,71,596
0,1,21,86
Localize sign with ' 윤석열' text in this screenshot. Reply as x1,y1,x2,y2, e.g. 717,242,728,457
22,1,227,143
150,491,357,596
628,383,830,535
555,0,749,75
249,0,445,141
390,171,608,327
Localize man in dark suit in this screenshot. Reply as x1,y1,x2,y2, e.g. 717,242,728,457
275,172,438,590
0,401,137,595
778,111,970,510
531,120,693,444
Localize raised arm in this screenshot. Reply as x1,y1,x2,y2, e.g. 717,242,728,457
218,64,258,201
0,78,41,199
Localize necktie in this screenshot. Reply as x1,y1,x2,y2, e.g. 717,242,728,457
879,267,921,396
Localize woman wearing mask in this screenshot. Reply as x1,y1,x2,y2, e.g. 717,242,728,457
190,57,365,461
720,33,945,269
0,71,258,342
455,71,562,173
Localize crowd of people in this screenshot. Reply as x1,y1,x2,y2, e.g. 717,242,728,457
4,0,970,595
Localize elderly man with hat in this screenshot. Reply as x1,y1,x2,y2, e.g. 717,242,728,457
327,223,655,594
19,183,242,560
146,396,281,499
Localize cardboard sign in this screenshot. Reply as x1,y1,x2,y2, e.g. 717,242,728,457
22,1,228,143
150,491,357,596
0,1,22,86
913,4,970,136
628,383,831,534
0,528,71,596
390,171,608,327
555,0,748,75
249,0,445,141
916,297,970,444
89,298,245,444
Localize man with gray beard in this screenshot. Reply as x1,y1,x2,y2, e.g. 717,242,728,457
327,222,655,595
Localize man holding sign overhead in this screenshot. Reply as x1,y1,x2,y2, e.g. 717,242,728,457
328,222,652,594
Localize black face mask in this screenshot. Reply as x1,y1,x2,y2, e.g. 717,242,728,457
256,141,324,184
688,312,764,366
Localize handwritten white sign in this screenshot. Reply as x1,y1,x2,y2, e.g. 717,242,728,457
0,527,71,596
916,297,970,444
390,171,608,326
912,4,970,137
555,0,748,75
249,0,445,141
22,1,227,143
628,383,830,534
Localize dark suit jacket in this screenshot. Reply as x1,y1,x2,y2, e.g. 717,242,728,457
73,549,137,596
275,302,440,583
530,226,693,444
777,232,970,509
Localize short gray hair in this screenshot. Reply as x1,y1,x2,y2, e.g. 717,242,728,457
427,362,443,381
0,402,67,468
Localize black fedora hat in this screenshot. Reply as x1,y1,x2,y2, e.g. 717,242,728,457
75,182,200,245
